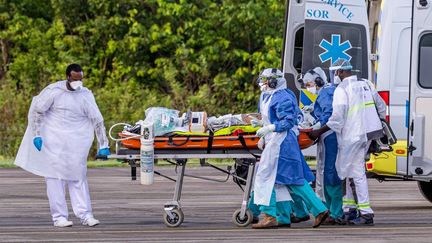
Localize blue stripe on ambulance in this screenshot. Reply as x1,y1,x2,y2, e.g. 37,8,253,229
300,90,317,108
406,100,409,128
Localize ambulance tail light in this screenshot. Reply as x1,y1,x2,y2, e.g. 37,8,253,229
378,91,390,122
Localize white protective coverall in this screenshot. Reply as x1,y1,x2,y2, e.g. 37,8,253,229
15,80,108,222
326,75,386,215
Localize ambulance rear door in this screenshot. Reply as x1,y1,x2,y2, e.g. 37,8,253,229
408,0,432,179
301,0,371,90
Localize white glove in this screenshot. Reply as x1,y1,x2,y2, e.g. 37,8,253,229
302,105,314,113
311,121,322,130
256,124,275,137
251,119,263,127
257,137,265,150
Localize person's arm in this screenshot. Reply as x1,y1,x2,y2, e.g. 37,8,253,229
84,92,109,150
272,97,296,132
308,87,347,140
29,88,56,137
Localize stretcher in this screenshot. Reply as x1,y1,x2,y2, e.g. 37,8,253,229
104,123,314,228
106,131,261,228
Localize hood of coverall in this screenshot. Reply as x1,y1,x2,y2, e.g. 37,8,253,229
257,68,287,94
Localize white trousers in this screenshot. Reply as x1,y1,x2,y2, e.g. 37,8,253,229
45,177,94,222
343,173,374,215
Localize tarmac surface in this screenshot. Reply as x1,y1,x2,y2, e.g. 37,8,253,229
1,166,432,243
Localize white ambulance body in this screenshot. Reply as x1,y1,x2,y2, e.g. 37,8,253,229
282,0,432,202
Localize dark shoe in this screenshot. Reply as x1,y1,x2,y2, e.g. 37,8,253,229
321,216,346,226
334,217,347,225
312,210,329,228
290,214,311,223
252,216,259,224
350,214,374,226
321,216,336,225
343,209,358,223
252,214,278,229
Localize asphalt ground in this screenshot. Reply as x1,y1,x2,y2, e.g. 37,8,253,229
1,166,432,243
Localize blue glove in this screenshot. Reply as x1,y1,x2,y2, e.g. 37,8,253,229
97,148,111,160
33,137,43,151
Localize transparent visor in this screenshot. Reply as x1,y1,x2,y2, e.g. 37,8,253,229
296,73,306,89
329,70,336,85
256,75,281,85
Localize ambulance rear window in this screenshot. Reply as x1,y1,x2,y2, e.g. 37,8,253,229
302,20,368,79
419,34,432,88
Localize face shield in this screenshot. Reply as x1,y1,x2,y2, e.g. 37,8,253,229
329,58,352,85
329,69,336,84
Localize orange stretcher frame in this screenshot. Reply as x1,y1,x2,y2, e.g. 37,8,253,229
119,132,260,150
119,129,314,150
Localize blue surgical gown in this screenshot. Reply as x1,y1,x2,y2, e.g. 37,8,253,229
261,89,314,186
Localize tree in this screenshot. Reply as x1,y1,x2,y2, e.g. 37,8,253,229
0,0,285,157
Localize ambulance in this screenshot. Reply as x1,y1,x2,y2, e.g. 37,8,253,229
282,0,432,203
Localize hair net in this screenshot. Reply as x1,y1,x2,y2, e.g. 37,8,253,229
329,58,353,71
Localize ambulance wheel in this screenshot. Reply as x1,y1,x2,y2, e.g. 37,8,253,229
232,209,253,227
163,208,184,227
418,181,432,203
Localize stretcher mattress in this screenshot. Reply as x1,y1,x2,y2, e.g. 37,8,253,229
119,129,314,150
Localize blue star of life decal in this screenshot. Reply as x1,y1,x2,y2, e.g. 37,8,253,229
319,34,352,64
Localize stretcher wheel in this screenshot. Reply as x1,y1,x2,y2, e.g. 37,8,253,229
232,209,253,227
163,208,184,227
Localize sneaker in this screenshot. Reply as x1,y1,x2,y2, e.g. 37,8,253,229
290,214,311,223
252,214,278,229
312,210,329,228
350,214,374,226
82,217,100,227
343,209,358,223
334,217,347,225
54,219,73,227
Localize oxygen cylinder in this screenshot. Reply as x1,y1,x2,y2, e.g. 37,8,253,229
140,121,154,185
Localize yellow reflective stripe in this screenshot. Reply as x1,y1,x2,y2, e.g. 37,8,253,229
347,101,375,117
342,199,356,206
357,203,371,209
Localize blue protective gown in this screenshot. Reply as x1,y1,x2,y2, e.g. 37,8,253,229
313,85,343,219
251,88,326,219
263,89,315,185
313,86,341,186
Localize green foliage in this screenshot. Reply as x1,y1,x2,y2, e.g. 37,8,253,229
0,0,285,157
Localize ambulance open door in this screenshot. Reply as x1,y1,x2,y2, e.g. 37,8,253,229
282,0,305,100
407,0,432,179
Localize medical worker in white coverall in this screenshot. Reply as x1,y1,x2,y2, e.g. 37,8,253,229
309,58,386,225
15,64,111,227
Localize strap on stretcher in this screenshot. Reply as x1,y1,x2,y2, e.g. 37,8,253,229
167,136,190,146
238,134,260,159
165,132,260,159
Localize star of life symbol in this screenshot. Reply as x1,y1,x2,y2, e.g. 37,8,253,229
319,34,352,64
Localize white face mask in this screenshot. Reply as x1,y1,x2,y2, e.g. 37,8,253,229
259,83,268,92
333,75,342,85
70,80,83,91
306,86,317,95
